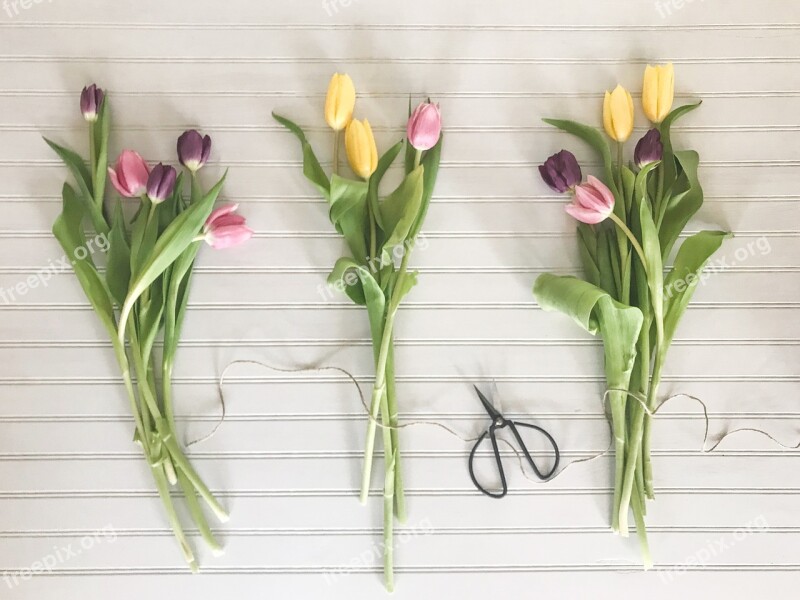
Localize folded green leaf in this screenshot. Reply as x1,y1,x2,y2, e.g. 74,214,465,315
379,166,424,261
658,150,704,259
272,112,331,202
659,101,702,189
369,140,405,231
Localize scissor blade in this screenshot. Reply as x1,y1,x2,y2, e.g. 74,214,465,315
473,385,502,420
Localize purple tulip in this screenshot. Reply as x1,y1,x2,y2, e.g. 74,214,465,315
407,101,442,151
634,129,663,168
177,130,212,172
539,150,582,193
146,163,177,204
80,84,104,123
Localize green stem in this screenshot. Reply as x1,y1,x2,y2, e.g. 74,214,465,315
608,212,647,274
359,252,412,504
631,477,653,569
151,463,197,572
642,347,665,498
609,393,627,534
333,130,341,176
383,449,396,592
176,470,224,555
386,343,405,521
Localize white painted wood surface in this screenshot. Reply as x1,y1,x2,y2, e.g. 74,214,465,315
0,0,799,597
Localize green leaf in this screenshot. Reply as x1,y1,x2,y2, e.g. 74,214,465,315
637,182,664,325
658,150,704,260
329,175,369,265
543,119,618,199
272,112,330,201
119,173,226,339
577,223,600,287
327,257,388,314
44,137,109,235
164,244,200,361
659,101,702,188
663,230,731,350
533,273,643,392
52,183,117,340
379,166,424,261
408,134,442,241
368,140,405,231
106,201,132,306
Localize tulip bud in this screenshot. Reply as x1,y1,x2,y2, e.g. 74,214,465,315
642,63,674,123
324,73,356,131
203,203,254,249
345,118,378,179
634,129,663,168
407,101,442,151
566,176,616,225
80,84,104,123
177,130,212,172
603,85,634,143
146,163,177,204
539,150,582,193
108,150,150,198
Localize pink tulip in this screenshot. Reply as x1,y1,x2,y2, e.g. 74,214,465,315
203,203,253,249
566,176,616,224
406,101,442,151
108,150,150,198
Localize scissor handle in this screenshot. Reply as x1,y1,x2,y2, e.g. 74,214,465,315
468,425,508,499
507,421,560,480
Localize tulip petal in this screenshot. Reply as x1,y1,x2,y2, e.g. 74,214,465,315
565,201,608,225
206,203,240,228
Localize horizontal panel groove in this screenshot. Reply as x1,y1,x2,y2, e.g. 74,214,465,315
0,525,795,538
1,449,798,461
0,338,793,349
1,487,799,500
1,375,796,385
4,56,800,66
3,22,800,31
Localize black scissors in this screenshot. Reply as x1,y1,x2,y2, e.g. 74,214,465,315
468,386,560,498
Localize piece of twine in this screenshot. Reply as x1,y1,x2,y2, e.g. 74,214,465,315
184,359,800,487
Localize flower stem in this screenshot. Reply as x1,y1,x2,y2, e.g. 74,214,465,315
333,130,340,175
385,343,406,521
608,212,647,274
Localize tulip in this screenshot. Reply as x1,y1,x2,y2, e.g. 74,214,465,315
146,163,177,204
634,129,663,168
642,63,674,123
202,203,253,249
177,130,212,172
603,85,635,143
345,118,378,179
80,84,104,122
407,101,442,151
566,176,616,225
324,73,356,131
108,150,150,198
539,150,582,193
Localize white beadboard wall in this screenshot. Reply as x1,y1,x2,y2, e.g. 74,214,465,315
0,0,799,597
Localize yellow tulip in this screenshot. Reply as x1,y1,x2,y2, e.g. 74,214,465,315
324,73,356,131
603,85,635,142
642,63,674,123
345,118,378,179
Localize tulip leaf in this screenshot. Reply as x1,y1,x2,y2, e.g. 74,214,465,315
52,182,118,340
272,112,331,201
368,140,405,232
658,150,704,260
330,175,369,265
379,166,424,262
659,101,702,188
663,230,731,350
408,134,442,241
576,224,600,287
119,173,225,337
392,270,419,306
163,243,201,361
327,256,387,309
533,273,643,393
635,176,664,326
107,201,132,306
597,227,619,299
44,137,109,235
543,119,618,199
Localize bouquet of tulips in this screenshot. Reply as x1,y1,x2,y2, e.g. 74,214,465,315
533,64,730,564
45,85,253,569
273,73,442,590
